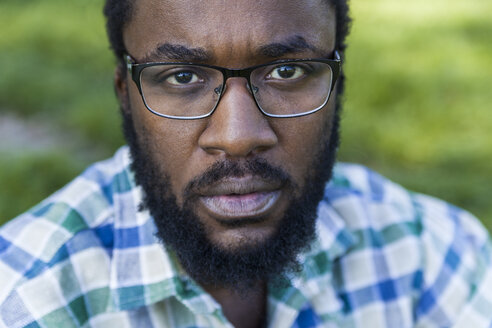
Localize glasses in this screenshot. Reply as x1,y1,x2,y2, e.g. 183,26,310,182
125,51,341,120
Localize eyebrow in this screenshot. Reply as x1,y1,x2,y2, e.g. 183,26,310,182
257,35,325,58
140,43,212,63
139,35,326,64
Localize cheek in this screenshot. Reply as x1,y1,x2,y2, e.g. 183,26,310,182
129,93,207,199
272,103,335,186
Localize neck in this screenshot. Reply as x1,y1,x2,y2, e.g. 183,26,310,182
203,281,268,328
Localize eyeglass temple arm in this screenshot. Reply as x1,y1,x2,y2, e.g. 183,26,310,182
334,50,341,61
125,55,134,74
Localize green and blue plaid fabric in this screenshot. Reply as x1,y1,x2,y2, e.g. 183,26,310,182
1,146,492,327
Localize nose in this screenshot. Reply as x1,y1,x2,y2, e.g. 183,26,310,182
198,77,278,157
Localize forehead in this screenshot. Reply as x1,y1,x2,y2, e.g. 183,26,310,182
124,0,336,65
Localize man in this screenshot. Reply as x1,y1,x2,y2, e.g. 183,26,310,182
1,0,491,327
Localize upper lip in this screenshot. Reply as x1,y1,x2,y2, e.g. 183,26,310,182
197,176,282,196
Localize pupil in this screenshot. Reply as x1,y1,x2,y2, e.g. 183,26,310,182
175,72,193,83
278,66,295,78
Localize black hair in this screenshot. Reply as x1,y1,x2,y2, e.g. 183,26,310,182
103,0,351,71
103,0,133,68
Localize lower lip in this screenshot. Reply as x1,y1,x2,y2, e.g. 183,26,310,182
199,191,281,219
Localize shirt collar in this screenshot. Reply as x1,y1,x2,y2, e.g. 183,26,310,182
271,197,358,303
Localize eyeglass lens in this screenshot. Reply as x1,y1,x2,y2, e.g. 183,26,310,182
139,61,334,118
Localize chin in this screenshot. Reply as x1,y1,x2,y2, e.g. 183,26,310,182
206,224,278,252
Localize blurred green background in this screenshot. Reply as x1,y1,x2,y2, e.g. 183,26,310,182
1,0,491,229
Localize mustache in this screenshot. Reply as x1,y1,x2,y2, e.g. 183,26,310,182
183,158,292,199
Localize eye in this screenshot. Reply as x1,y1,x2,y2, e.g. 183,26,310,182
166,71,201,85
268,64,305,80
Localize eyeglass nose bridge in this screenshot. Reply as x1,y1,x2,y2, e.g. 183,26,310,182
215,67,259,96
210,68,262,122
222,67,255,79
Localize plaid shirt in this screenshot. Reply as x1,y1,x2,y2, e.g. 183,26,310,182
1,146,492,328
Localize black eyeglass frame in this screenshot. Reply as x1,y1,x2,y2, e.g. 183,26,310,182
125,51,341,120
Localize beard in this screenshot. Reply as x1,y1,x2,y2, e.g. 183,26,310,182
121,107,340,291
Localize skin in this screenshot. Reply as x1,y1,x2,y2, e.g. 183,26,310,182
116,0,337,326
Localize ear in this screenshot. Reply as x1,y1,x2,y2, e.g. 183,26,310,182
114,63,131,114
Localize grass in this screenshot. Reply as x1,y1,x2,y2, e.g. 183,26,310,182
0,0,122,148
1,0,491,230
339,0,492,229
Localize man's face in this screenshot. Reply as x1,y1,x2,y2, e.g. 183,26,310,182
120,0,338,287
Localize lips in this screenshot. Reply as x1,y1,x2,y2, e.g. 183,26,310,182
197,176,282,220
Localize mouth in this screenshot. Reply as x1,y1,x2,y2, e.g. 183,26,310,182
197,176,283,221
